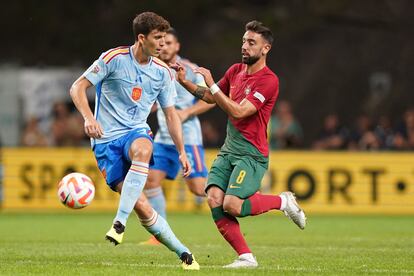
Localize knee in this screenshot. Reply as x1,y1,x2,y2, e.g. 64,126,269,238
131,147,152,162
207,191,223,208
223,198,241,217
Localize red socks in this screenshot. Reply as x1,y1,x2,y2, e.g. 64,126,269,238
210,193,282,256
215,215,251,255
240,193,281,216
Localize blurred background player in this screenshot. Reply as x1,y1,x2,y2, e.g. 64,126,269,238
176,20,306,268
142,28,215,245
69,12,199,270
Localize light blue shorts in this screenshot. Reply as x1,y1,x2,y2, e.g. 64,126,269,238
93,128,154,190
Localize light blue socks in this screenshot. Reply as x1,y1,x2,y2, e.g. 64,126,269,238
140,210,190,257
115,161,149,226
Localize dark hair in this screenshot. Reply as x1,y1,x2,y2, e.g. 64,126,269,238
166,27,179,40
245,20,274,45
132,12,170,40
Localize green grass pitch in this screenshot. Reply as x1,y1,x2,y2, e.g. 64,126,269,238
1,212,413,275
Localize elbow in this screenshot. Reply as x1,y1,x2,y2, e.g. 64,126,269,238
231,110,246,119
232,114,243,119
69,83,78,99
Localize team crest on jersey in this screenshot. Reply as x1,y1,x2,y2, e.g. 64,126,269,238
245,86,251,95
132,87,142,101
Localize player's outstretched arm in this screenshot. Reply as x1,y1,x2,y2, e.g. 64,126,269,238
172,63,216,104
70,76,104,138
195,67,257,119
162,106,192,177
177,100,216,122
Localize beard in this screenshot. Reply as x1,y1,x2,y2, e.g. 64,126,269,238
159,51,175,63
159,53,169,62
242,54,260,65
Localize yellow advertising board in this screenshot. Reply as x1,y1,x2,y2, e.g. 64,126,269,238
267,152,414,214
1,148,413,214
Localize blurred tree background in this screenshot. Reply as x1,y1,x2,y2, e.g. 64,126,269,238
1,0,413,146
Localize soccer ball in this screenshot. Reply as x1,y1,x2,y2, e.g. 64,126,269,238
57,172,95,209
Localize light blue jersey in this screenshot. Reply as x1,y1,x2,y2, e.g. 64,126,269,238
83,46,177,144
154,56,205,145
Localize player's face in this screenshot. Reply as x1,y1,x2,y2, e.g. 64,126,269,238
241,31,271,65
141,29,166,57
159,34,179,63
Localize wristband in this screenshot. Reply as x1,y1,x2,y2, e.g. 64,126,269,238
210,83,220,95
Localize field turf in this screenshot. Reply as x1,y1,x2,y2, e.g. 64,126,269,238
1,212,413,275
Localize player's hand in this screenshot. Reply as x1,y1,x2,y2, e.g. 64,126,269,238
176,109,190,122
179,152,192,177
194,67,214,87
84,116,104,138
170,62,187,84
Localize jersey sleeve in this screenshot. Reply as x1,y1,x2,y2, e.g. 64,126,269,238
82,54,112,86
245,75,279,110
157,68,177,108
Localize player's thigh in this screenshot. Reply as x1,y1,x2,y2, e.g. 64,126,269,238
185,177,207,196
206,154,233,194
146,169,167,189
226,157,266,199
94,141,129,191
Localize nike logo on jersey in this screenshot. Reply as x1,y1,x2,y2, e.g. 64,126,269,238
229,184,241,189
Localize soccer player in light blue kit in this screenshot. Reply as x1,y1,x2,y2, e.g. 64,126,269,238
69,12,199,270
142,29,215,245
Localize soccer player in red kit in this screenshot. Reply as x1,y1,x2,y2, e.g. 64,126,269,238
175,20,306,268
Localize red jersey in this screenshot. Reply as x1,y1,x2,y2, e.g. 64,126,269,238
218,63,279,157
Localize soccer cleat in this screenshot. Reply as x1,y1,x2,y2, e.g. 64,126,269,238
280,191,306,230
138,235,161,246
105,221,125,245
180,252,200,270
223,253,258,268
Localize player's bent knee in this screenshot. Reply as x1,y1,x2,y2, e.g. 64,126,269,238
223,202,241,217
129,139,153,162
131,147,152,162
207,196,221,208
207,193,223,208
223,196,242,217
206,186,225,208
